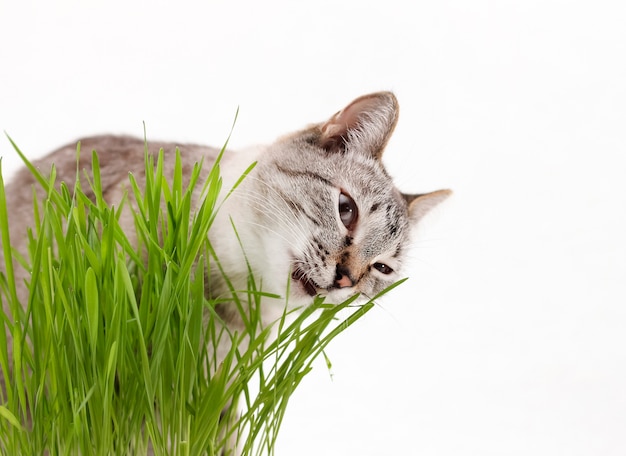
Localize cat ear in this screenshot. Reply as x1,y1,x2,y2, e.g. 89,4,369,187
403,189,452,223
319,92,399,159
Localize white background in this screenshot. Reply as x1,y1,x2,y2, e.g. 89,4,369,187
1,1,625,455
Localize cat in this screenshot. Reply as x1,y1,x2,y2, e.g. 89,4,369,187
0,91,450,451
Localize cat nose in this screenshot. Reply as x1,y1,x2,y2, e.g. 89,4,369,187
334,265,354,288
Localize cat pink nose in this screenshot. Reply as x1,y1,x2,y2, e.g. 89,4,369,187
334,266,354,288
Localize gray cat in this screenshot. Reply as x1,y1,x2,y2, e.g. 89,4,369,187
3,92,449,330
0,92,450,451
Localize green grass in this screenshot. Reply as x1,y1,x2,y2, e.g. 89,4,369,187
0,134,404,455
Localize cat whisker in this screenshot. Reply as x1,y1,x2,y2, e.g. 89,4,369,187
232,174,313,242
233,198,309,251
231,190,304,234
233,219,300,251
358,291,400,324
229,190,311,249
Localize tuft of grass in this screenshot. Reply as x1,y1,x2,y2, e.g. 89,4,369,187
0,134,404,455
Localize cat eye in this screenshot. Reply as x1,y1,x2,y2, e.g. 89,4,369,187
338,192,358,230
373,262,393,275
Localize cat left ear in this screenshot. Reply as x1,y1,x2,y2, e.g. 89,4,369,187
319,92,399,160
404,189,452,223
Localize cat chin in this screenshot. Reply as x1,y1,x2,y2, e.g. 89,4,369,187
325,288,361,305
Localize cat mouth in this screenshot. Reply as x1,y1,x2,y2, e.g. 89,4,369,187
291,267,320,297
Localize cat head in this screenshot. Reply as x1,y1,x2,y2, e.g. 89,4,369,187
249,92,450,307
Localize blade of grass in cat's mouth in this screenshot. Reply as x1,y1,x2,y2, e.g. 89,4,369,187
291,267,319,296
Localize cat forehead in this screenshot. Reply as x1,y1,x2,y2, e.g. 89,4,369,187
274,141,393,186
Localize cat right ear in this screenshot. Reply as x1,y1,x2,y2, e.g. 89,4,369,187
403,189,452,223
319,92,399,160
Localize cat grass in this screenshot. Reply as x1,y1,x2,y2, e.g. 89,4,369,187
0,134,403,455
